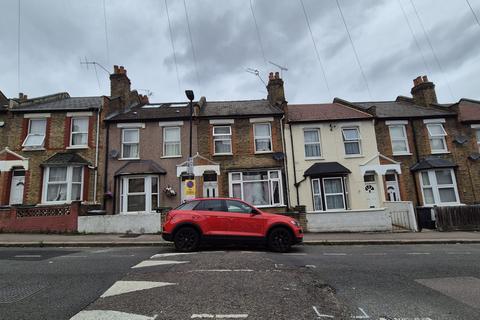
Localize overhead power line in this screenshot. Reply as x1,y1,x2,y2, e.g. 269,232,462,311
465,0,480,28
249,0,267,65
409,0,454,100
17,0,21,93
165,0,181,93
397,0,431,76
335,0,372,100
299,0,331,97
102,0,110,67
183,0,200,87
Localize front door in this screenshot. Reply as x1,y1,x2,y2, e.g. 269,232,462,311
385,174,401,201
364,174,379,208
9,170,25,205
203,172,218,198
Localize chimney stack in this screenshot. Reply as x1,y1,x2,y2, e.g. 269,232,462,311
139,94,149,105
411,75,438,107
18,93,28,102
266,71,285,107
110,65,132,106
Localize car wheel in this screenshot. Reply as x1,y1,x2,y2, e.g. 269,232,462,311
268,227,292,253
174,226,200,252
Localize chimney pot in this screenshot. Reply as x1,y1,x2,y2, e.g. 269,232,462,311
114,65,119,74
275,71,280,79
422,75,429,82
269,72,274,80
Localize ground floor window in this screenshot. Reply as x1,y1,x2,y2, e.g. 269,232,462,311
420,169,459,206
43,166,83,204
120,175,159,213
229,170,283,207
311,176,347,211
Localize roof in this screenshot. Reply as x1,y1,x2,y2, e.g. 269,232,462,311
11,93,102,112
115,160,166,176
42,152,91,166
457,99,480,123
198,99,283,118
410,157,457,172
0,90,8,111
287,103,372,123
349,97,455,119
107,103,191,121
304,162,351,177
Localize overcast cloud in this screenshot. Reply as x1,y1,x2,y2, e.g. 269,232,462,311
0,0,479,104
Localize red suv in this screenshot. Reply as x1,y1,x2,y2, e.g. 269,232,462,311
162,198,303,252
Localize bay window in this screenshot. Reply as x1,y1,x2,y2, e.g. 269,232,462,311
213,126,232,155
120,176,159,214
23,119,47,148
388,125,409,155
342,127,361,155
70,117,89,147
43,166,83,203
122,128,139,159
229,170,283,207
426,123,448,153
254,123,272,153
304,128,321,158
311,177,347,211
420,169,459,206
163,127,181,157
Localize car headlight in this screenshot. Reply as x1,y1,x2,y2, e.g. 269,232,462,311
290,220,300,227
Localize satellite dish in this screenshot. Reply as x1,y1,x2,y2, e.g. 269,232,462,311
109,150,119,159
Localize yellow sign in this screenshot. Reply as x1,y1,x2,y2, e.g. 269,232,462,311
184,179,195,197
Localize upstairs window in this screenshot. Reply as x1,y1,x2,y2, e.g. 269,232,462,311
122,128,139,159
163,127,181,157
426,123,448,153
70,117,89,147
213,126,232,155
388,125,409,155
304,128,321,158
254,123,272,153
23,119,46,148
342,127,361,155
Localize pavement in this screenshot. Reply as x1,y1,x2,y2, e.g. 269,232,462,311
0,230,480,247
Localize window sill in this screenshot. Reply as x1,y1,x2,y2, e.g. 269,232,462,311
392,152,412,156
22,147,45,151
305,157,324,161
118,157,140,161
254,151,273,154
213,153,233,156
344,155,364,159
161,155,182,159
430,151,450,155
67,145,89,150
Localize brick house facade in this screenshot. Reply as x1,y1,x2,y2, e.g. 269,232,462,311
338,76,480,208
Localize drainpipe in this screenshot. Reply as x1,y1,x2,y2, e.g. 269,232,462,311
411,121,422,206
93,107,100,204
103,121,110,210
280,115,291,208
289,123,300,206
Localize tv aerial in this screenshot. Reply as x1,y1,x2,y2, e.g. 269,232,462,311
245,67,267,89
80,57,109,74
268,61,288,78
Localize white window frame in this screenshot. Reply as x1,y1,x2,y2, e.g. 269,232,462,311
304,128,322,159
311,178,322,211
121,128,140,159
475,128,480,152
22,118,47,149
120,175,159,214
426,123,448,154
342,127,362,156
42,166,83,204
228,170,283,208
388,125,410,155
253,123,273,153
163,126,181,157
323,177,346,211
69,117,89,148
419,169,460,206
213,125,232,155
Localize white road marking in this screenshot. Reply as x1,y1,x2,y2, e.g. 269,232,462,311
275,264,284,268
189,269,254,272
363,253,387,256
283,253,306,256
14,255,41,258
305,265,316,268
70,310,158,320
92,249,114,253
191,314,248,319
379,318,432,320
131,260,189,268
61,255,89,258
150,252,196,259
406,253,430,255
447,252,471,255
312,306,334,318
323,253,347,256
351,307,370,319
101,281,176,298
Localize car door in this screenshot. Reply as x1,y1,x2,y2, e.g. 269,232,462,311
193,199,230,236
225,200,266,238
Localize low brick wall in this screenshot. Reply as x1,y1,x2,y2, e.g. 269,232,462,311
0,202,79,233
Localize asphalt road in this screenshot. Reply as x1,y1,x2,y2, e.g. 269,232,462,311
1,244,480,320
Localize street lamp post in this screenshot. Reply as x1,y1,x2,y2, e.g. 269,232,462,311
184,90,195,201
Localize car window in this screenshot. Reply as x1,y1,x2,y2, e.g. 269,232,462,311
175,200,200,211
195,200,226,212
226,200,254,214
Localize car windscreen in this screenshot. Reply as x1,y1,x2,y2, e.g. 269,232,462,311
174,200,200,211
